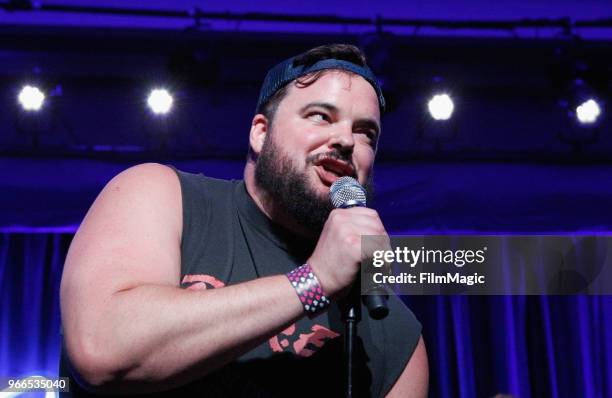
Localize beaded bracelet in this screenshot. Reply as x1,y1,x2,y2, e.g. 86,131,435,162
286,263,331,318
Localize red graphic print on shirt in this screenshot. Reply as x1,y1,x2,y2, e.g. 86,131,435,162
181,274,339,357
181,274,226,290
269,323,340,357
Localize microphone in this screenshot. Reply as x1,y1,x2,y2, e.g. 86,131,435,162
329,176,389,320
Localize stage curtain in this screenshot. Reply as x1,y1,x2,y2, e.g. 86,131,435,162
1,232,610,397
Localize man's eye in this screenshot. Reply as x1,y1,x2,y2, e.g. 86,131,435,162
359,130,377,141
358,130,378,148
308,112,330,123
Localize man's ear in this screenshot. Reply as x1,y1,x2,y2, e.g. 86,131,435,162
249,114,269,155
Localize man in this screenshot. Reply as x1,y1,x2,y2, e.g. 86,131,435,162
60,44,428,397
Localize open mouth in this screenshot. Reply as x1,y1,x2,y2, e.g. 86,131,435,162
314,158,355,186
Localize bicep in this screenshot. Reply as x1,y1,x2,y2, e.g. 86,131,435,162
60,163,183,330
386,335,429,398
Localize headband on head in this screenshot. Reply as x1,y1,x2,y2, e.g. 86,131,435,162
256,57,386,113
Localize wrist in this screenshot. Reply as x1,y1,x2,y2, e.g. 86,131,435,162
286,263,331,318
305,258,337,299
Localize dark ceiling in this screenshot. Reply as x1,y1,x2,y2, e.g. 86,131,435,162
1,2,612,162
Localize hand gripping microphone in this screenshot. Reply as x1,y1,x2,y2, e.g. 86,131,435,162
329,176,389,320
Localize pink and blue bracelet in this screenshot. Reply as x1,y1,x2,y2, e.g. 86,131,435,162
286,263,331,318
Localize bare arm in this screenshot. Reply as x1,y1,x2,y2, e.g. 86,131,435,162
60,163,304,393
386,336,429,398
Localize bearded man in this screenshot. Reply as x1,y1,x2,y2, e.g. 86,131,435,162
60,43,428,397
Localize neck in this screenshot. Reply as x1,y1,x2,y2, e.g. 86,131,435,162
243,161,317,239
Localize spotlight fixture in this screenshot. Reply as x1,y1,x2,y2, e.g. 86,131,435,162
427,93,455,121
147,88,173,115
564,78,604,127
575,98,602,125
556,77,605,152
416,77,460,150
18,85,45,111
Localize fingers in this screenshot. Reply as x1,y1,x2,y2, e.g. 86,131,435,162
307,207,389,300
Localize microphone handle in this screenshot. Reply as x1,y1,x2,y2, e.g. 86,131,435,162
339,203,389,320
362,286,389,320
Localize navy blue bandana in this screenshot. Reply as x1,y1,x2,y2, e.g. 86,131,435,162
256,57,386,113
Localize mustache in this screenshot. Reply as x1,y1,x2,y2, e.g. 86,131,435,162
306,150,355,169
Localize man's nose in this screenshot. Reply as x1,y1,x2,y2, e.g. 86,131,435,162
328,123,354,153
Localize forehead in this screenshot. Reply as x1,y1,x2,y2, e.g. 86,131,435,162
279,70,381,120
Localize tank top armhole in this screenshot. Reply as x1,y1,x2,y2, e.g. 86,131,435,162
167,166,212,279
167,167,188,252
166,166,237,286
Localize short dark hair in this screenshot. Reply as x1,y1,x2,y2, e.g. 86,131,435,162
258,44,369,125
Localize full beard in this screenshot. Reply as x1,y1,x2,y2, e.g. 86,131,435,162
254,133,373,236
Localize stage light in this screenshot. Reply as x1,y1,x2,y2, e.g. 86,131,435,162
556,76,604,150
575,99,601,125
147,88,173,115
18,85,45,111
427,93,454,121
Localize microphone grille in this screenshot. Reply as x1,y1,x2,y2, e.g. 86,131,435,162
329,176,367,208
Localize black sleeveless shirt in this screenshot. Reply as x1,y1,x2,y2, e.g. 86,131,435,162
60,169,422,397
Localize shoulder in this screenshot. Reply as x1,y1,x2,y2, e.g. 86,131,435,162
74,163,184,252
103,162,181,208
108,162,180,191
98,162,180,221
62,163,185,305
